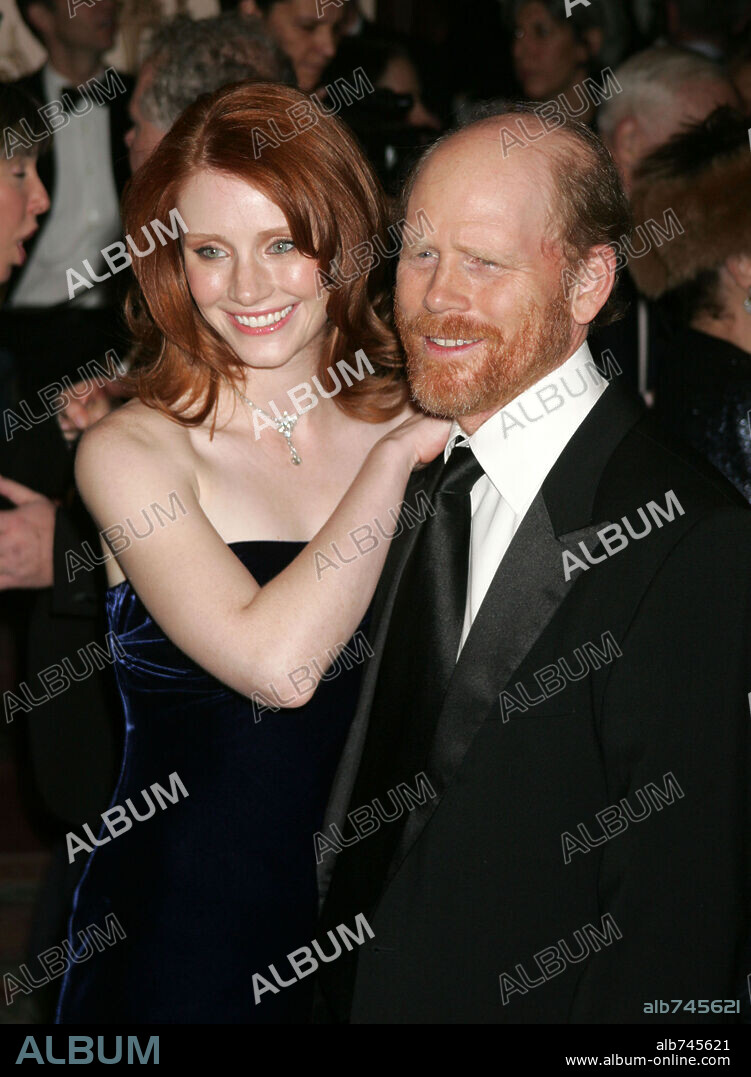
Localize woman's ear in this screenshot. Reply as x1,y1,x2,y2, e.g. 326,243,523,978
238,0,263,16
725,253,751,291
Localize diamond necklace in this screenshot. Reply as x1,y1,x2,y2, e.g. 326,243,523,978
234,388,302,465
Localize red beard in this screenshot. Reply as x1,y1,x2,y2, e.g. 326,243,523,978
395,287,573,419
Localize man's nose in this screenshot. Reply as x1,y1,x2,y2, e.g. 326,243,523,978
422,261,472,313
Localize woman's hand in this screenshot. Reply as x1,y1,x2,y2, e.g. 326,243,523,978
377,413,452,470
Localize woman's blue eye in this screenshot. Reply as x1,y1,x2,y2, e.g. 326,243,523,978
270,239,295,254
195,246,224,259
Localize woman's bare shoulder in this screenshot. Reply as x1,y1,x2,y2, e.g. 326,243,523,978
81,397,189,451
75,399,196,520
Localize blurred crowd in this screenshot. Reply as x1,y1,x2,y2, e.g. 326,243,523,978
0,0,750,1021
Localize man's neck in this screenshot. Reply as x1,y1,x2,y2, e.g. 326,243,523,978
46,42,103,86
457,337,589,437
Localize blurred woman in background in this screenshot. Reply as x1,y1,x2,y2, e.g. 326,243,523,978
629,106,751,503
239,0,348,91
512,0,604,125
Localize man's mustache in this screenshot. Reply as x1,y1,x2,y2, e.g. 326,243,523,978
394,308,507,346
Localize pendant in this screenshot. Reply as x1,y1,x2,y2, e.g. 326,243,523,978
277,411,302,465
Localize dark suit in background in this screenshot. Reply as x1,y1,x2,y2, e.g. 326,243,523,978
317,382,751,1023
0,65,133,398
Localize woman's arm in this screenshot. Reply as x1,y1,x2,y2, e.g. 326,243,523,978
75,409,448,705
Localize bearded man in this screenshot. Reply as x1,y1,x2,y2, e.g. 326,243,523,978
315,105,751,1024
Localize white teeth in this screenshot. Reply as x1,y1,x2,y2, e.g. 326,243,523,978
234,304,293,328
428,338,479,347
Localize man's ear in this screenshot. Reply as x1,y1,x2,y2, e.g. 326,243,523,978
567,243,618,327
238,0,263,16
611,115,640,173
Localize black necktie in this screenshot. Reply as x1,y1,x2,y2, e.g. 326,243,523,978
342,445,484,879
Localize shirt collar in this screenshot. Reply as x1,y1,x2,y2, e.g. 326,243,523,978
44,63,106,99
444,340,608,515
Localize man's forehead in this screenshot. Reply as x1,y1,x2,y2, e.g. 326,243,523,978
406,134,556,238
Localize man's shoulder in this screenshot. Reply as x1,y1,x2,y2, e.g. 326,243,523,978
587,409,751,588
6,67,45,98
602,410,748,520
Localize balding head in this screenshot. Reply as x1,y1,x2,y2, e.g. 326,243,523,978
395,109,631,429
597,46,740,192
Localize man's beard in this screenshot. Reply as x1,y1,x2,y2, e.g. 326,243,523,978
394,286,573,419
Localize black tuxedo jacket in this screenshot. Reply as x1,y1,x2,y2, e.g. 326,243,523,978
317,382,751,1023
4,66,133,305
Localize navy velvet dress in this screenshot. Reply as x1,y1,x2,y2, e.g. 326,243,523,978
55,541,364,1024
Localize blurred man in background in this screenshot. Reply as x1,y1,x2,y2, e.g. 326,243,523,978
590,45,740,401
2,0,132,398
126,11,293,174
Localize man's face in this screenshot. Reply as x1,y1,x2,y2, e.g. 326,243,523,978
395,126,576,425
31,0,117,55
253,0,346,91
125,62,165,174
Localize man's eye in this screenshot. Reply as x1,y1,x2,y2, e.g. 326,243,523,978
269,239,295,255
194,246,225,259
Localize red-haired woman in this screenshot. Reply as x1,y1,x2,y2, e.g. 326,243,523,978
55,82,447,1024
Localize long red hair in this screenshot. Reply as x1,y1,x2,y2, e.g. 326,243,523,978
121,81,407,425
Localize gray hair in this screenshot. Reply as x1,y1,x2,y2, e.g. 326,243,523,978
597,46,730,139
139,13,295,131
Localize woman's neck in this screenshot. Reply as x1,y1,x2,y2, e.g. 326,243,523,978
691,307,751,357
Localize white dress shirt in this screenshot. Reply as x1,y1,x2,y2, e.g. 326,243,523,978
10,64,121,309
446,341,608,655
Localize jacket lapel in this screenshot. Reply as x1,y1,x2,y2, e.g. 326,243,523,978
320,383,646,901
383,383,646,883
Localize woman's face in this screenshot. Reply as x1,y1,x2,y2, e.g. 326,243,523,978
378,56,441,130
242,0,346,92
513,2,588,102
0,154,49,283
179,170,328,376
